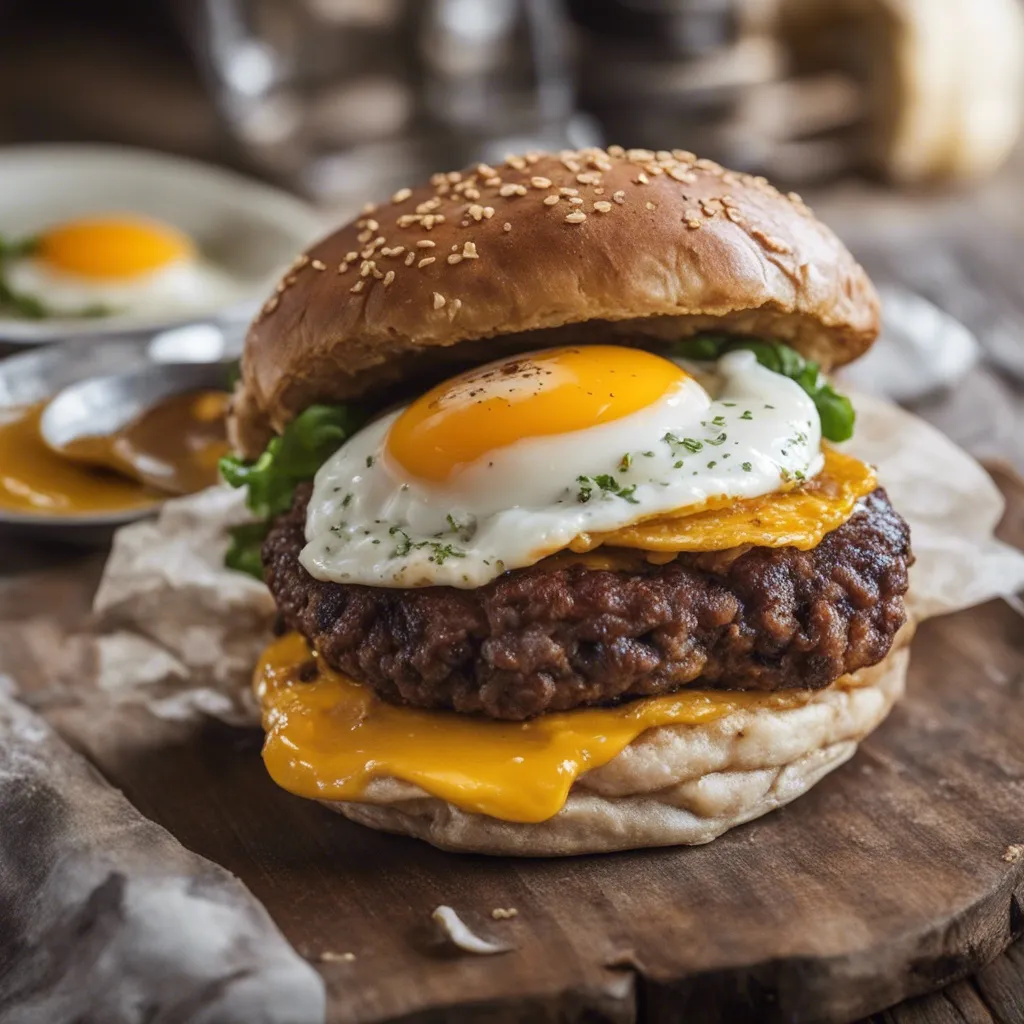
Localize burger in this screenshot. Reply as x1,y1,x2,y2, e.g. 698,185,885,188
222,147,913,856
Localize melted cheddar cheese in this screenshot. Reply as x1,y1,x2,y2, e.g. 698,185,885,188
256,634,815,823
571,447,876,555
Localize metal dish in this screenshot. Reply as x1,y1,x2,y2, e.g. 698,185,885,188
0,326,240,543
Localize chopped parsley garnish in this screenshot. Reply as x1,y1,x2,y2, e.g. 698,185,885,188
619,452,632,472
705,433,728,446
672,334,855,442
740,410,753,420
365,455,374,468
663,432,703,454
576,474,639,504
389,525,466,564
706,460,717,469
741,461,753,472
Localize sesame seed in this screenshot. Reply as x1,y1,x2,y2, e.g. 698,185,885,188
361,202,377,214
468,204,484,221
668,166,696,183
568,196,584,205
594,201,612,213
576,172,601,185
405,251,416,265
447,253,462,265
505,155,527,170
559,187,579,196
612,190,626,204
627,148,655,162
346,251,358,262
531,176,553,189
462,241,479,258
686,219,702,229
433,292,446,309
357,230,373,243
499,183,525,197
451,244,459,251
562,158,581,173
337,262,350,274
635,173,649,185
482,206,495,219
416,240,436,248
503,222,512,232
607,144,624,156
463,187,481,201
446,171,461,184
594,187,605,195
360,260,375,277
388,246,405,257
656,150,672,161
543,195,560,206
485,176,502,187
448,297,462,320
673,149,696,162
397,214,422,227
418,257,436,268
310,259,326,271
788,191,804,204
477,163,496,177
645,201,655,210
383,270,395,286
350,280,365,293
365,219,379,232
565,211,587,224
262,295,279,314
391,188,412,203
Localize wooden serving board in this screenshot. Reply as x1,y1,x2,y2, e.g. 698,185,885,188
1,470,1022,1024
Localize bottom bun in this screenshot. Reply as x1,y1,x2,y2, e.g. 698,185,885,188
325,641,911,857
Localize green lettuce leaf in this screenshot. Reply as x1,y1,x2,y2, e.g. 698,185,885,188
671,335,855,442
220,403,363,579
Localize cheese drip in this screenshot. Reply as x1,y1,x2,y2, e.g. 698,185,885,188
257,634,814,824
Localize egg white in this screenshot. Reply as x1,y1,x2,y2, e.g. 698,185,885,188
5,255,243,318
302,350,823,588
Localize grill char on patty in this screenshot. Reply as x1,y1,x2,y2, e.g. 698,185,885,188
263,485,913,721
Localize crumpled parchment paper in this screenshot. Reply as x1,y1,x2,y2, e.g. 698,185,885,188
90,396,1024,724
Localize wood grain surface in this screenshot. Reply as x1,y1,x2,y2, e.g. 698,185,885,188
0,472,1020,1024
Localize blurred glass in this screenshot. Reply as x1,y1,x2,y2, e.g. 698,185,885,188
190,0,593,211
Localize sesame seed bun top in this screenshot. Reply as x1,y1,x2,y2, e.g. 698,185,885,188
230,147,879,457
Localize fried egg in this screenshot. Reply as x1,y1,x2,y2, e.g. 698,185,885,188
303,346,825,588
5,215,242,317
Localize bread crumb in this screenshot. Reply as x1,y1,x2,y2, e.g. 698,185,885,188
432,906,510,955
1003,844,1024,863
491,907,518,920
319,951,356,963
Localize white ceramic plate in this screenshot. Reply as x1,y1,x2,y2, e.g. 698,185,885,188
0,145,324,343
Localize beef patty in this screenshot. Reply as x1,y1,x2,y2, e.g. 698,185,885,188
264,485,913,720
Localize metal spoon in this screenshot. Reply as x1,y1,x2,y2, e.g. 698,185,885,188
39,362,233,492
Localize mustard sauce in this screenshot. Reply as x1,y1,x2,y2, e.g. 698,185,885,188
0,390,229,516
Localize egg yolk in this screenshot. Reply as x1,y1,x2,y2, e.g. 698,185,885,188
386,346,688,483
36,216,193,279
